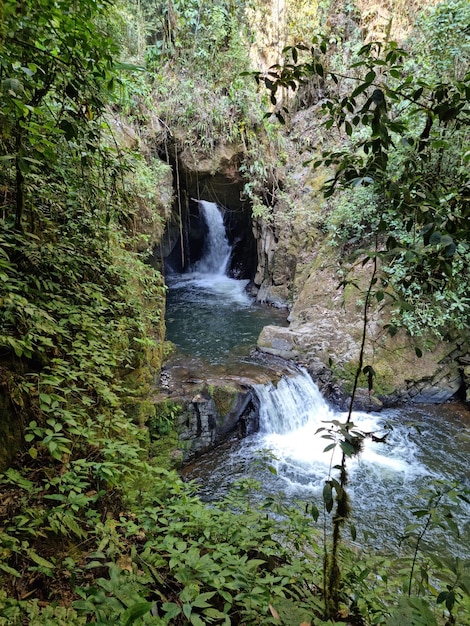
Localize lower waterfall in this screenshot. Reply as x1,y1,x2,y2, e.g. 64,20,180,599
186,370,470,556
253,370,425,487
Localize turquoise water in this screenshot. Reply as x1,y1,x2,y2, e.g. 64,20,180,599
165,199,470,558
165,272,287,366
167,274,470,555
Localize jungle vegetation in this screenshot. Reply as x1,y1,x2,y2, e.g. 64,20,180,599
0,0,469,624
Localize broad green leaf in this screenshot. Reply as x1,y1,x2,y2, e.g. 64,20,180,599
0,563,21,577
123,601,153,626
191,591,216,608
28,550,54,569
190,614,205,626
323,482,334,513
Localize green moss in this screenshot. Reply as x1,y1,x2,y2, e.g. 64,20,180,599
206,384,238,419
124,365,154,395
145,399,184,470
330,361,358,395
149,431,183,470
331,359,397,398
124,398,156,427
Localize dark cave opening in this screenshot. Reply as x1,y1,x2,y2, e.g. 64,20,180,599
162,187,257,281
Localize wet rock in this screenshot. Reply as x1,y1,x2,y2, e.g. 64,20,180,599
159,354,298,459
257,325,300,360
464,366,470,403
396,366,463,404
348,389,383,412
177,386,258,459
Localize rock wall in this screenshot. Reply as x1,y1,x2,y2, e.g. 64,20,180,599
245,0,470,406
257,248,469,405
252,217,296,308
158,356,298,459
247,0,287,73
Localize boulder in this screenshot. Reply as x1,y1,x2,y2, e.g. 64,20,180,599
158,356,294,459
177,387,258,458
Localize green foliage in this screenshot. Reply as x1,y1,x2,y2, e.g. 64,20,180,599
148,399,181,436
413,0,470,80
401,480,470,605
326,185,380,247
252,16,470,622
0,0,120,228
138,0,249,70
285,0,332,47
116,0,273,185
0,0,171,618
253,15,470,338
103,478,327,625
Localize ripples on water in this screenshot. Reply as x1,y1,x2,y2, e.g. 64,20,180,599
165,272,287,365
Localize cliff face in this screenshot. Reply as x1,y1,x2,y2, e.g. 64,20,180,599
257,254,468,405
247,0,470,404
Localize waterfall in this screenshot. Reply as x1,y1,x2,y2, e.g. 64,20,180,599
253,369,426,479
194,200,231,275
165,198,255,363
181,367,470,554
254,369,334,434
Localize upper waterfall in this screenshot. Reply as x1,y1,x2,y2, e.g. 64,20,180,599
193,200,231,275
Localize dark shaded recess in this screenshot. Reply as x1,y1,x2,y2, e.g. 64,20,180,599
456,377,467,403
223,204,257,279
164,198,207,272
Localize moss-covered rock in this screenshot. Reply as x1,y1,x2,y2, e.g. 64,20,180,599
164,378,259,460
207,383,239,420
124,398,157,427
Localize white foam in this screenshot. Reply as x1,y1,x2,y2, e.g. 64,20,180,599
254,372,428,488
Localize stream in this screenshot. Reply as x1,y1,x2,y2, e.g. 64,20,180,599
165,200,470,558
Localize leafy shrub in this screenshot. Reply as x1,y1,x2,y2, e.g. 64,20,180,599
326,185,379,247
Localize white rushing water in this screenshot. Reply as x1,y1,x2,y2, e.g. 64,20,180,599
184,369,470,553
193,200,232,275
253,369,429,493
165,198,286,364
168,200,250,307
